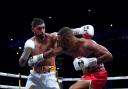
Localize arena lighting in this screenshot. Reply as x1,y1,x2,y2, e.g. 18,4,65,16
49,16,52,19
88,9,91,12
19,47,22,49
16,52,19,55
11,38,13,41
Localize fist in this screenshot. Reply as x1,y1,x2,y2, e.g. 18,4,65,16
80,25,94,39
73,57,89,71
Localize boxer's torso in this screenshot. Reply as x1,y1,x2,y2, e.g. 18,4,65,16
30,33,56,66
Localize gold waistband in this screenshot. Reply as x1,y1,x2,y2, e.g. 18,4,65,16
33,66,56,73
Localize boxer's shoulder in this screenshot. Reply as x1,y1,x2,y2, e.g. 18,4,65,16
45,33,56,37
79,38,91,44
25,38,34,43
50,32,58,37
49,32,58,40
78,39,96,49
83,39,97,45
29,36,36,41
24,38,35,49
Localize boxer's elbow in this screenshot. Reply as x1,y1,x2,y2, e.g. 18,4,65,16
19,58,26,67
99,52,113,63
105,52,113,62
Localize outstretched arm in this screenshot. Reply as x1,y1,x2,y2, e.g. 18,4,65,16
28,47,63,66
73,40,113,71
50,25,94,39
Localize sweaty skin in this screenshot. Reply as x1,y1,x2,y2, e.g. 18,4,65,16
59,38,112,64
19,32,58,72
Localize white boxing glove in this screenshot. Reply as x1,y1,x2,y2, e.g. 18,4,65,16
20,39,35,61
73,57,97,71
72,25,94,39
81,25,94,39
24,39,35,49
28,54,44,66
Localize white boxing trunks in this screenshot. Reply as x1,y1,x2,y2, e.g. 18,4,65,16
25,66,60,89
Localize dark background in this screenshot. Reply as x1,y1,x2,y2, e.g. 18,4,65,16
0,0,128,88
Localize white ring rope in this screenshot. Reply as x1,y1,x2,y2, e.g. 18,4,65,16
0,85,25,89
0,72,27,79
0,72,128,81
0,72,128,89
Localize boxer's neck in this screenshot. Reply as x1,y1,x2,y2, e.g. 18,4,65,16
35,34,47,42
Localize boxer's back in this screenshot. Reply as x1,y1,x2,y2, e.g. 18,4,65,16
65,38,94,58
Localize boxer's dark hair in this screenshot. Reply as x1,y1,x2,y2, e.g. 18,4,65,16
58,27,73,36
31,18,44,27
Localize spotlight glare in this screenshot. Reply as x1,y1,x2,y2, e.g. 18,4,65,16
49,16,52,19
11,38,13,41
19,47,22,49
88,9,91,12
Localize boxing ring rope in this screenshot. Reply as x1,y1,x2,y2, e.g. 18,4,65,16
0,72,128,89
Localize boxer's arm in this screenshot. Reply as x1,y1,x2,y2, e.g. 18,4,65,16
28,46,63,66
84,40,113,63
28,48,54,66
50,32,64,54
73,39,113,71
50,32,64,55
28,34,63,66
50,26,94,39
19,40,34,67
51,32,58,37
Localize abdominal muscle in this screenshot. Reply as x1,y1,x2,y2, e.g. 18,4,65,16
32,56,56,73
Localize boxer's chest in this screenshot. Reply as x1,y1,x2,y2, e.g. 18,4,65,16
32,38,53,55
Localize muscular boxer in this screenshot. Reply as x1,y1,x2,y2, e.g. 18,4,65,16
19,18,60,89
19,18,94,89
57,27,113,89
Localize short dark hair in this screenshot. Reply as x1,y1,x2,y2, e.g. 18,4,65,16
31,18,44,27
58,27,73,36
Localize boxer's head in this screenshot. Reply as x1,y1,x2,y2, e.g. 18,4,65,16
31,18,46,39
58,27,74,41
58,27,75,50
